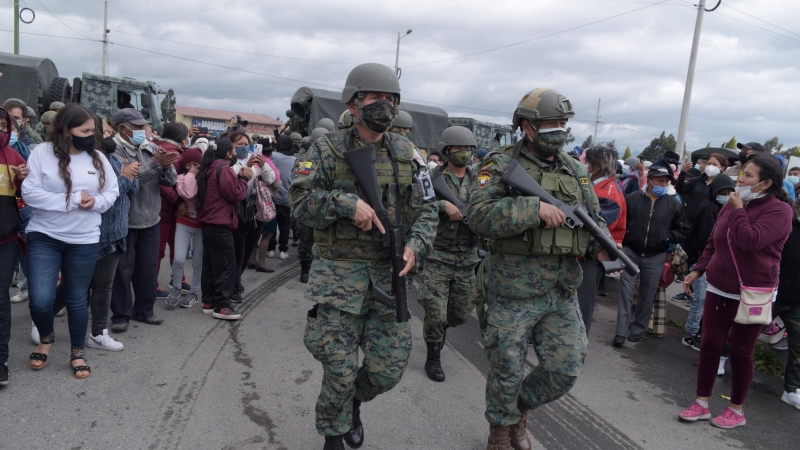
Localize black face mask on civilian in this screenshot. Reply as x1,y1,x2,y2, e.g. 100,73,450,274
101,136,117,154
72,134,96,152
360,99,396,134
229,152,238,166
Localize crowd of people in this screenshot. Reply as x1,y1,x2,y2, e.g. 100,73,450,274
1,62,799,450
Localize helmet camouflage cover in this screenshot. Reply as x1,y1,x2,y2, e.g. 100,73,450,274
512,88,575,129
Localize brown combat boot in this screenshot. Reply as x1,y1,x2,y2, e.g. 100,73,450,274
487,424,513,450
509,399,532,450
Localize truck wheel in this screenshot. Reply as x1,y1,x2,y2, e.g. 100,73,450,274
71,77,82,103
49,77,72,105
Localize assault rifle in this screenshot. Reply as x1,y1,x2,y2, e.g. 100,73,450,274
500,159,640,277
431,174,468,223
344,144,410,323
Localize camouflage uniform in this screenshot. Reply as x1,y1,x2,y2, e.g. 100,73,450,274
292,144,319,265
290,128,438,436
417,165,480,344
22,123,43,144
469,142,608,426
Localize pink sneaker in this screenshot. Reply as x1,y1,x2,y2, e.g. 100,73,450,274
678,401,711,421
711,407,746,429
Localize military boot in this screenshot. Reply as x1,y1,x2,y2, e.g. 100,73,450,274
509,398,532,450
300,260,312,283
486,424,513,450
343,399,363,448
323,435,345,450
425,342,445,382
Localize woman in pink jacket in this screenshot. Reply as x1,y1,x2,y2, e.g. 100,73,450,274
165,148,204,308
679,154,793,428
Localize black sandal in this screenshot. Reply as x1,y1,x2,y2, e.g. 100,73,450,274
70,354,91,379
29,333,54,370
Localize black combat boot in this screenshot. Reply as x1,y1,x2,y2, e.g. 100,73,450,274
343,399,363,448
323,435,345,450
425,342,445,382
300,260,312,283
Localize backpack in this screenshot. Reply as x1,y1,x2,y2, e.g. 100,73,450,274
216,164,257,229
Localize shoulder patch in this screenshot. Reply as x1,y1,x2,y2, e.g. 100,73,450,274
296,161,313,175
478,172,492,188
580,177,590,185
479,162,494,173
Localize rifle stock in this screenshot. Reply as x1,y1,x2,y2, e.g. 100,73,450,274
343,145,410,323
432,174,468,223
500,159,640,277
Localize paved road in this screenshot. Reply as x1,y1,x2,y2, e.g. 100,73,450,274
2,252,798,449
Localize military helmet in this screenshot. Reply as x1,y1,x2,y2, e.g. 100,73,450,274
290,132,302,143
438,126,477,153
340,63,401,104
251,134,261,141
309,127,328,141
317,118,335,133
338,110,353,129
301,136,310,144
3,98,26,111
50,101,65,111
24,106,37,119
286,109,294,118
393,110,413,129
512,88,575,129
41,111,57,124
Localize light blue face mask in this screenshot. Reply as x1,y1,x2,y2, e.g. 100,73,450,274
652,185,668,197
125,125,146,146
694,164,701,171
787,175,800,186
9,131,18,146
716,195,729,204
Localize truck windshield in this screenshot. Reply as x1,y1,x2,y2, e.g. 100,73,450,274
119,87,152,121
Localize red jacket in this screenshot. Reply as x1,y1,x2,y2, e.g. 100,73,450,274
593,176,627,244
197,159,248,230
154,139,184,223
695,194,792,295
0,145,25,244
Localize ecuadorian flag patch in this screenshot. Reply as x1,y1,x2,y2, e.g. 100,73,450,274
296,161,313,175
478,172,491,188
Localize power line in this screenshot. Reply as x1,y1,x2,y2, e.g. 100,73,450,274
116,0,241,32
0,28,100,42
404,0,673,68
713,11,800,44
721,3,800,38
35,0,95,40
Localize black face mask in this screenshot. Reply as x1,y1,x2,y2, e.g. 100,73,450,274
360,100,395,134
101,136,117,154
72,134,97,152
229,152,238,166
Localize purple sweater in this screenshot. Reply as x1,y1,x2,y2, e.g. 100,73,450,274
695,194,792,295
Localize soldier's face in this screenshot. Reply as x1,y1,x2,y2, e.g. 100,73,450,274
9,107,24,127
522,118,568,141
349,92,396,119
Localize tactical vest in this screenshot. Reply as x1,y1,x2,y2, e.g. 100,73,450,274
489,149,590,257
313,133,419,261
433,168,475,252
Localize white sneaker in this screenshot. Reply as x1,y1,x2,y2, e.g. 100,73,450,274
782,389,800,410
31,322,40,345
279,251,289,260
10,289,28,303
267,250,275,258
86,329,124,351
772,332,789,350
718,356,728,376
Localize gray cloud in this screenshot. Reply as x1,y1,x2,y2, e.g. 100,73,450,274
2,0,799,153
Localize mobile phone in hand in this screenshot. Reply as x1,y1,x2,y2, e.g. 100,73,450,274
253,144,263,156
199,126,209,135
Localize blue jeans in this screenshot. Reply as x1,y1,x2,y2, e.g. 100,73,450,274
27,232,98,352
16,205,32,278
685,266,708,336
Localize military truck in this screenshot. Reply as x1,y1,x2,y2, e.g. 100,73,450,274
289,87,450,152
447,117,514,153
0,52,165,130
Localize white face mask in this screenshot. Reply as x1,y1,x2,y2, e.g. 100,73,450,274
427,161,438,171
705,165,720,177
537,127,568,134
735,181,765,203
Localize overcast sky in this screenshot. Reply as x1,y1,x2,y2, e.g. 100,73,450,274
2,0,799,154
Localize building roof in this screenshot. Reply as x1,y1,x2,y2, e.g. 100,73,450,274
175,105,283,126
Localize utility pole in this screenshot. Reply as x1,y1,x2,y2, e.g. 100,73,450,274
102,1,109,75
675,0,712,160
394,29,413,76
13,0,20,54
593,98,602,145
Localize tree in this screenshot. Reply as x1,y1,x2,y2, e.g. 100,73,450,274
723,136,737,150
638,131,676,162
788,146,800,157
622,146,632,159
581,135,593,150
764,137,783,154
706,142,711,148
160,88,177,123
565,127,575,146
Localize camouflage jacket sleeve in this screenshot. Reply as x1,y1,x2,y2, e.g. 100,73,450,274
289,140,359,229
467,153,541,239
562,156,612,257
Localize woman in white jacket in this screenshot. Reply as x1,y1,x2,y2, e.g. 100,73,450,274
22,104,119,379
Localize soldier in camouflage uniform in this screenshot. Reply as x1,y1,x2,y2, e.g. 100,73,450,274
290,63,438,450
469,88,616,450
295,126,330,283
417,126,480,382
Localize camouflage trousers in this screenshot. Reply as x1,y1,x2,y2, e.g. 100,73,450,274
484,287,588,426
296,224,314,262
417,259,477,343
304,301,412,436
